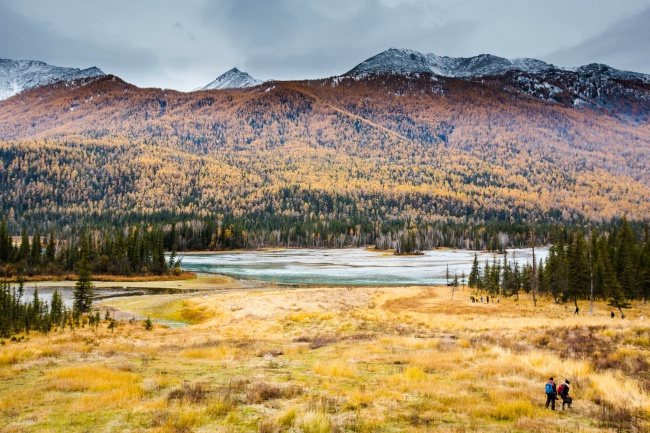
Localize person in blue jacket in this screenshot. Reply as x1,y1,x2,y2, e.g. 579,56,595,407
545,377,557,410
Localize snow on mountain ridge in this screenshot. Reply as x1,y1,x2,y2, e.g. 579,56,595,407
197,68,264,90
344,48,558,78
0,59,105,101
345,48,649,81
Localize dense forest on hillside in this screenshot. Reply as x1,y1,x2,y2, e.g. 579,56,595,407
0,74,649,236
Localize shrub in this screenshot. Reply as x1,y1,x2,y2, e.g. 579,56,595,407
167,382,207,404
246,381,282,404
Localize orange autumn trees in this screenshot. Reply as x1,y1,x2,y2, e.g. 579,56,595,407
0,72,648,242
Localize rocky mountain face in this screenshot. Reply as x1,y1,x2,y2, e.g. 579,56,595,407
197,68,263,90
0,59,105,101
345,48,559,77
344,48,650,117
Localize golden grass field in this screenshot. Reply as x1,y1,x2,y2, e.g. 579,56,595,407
1,283,649,433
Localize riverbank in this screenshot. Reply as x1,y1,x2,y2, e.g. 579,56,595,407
8,274,240,291
3,272,198,283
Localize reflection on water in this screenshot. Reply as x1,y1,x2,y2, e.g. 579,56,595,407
179,247,550,286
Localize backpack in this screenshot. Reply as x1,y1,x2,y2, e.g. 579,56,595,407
557,384,566,396
545,382,554,394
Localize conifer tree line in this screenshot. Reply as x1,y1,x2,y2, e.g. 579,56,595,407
1,211,648,286
0,217,177,278
0,279,60,337
468,219,650,311
0,277,116,339
1,238,113,338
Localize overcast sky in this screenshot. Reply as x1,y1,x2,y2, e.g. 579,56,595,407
1,0,649,91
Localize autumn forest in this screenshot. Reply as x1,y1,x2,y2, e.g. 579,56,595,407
0,73,649,268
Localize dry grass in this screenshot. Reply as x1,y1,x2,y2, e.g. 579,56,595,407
47,365,140,392
312,361,356,378
0,284,648,432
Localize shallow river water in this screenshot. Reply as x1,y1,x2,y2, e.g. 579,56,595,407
179,247,550,286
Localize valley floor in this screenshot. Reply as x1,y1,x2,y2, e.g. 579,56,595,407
1,284,649,432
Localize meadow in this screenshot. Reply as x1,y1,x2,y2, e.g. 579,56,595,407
1,284,648,432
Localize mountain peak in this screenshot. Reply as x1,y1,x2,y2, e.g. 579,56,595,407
197,68,264,91
0,59,106,101
344,48,650,83
344,48,559,78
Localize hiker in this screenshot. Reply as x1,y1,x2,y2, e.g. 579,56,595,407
545,377,557,410
558,379,572,410
574,306,579,315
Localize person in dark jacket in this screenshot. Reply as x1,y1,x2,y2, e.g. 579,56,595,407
558,379,572,409
545,377,557,410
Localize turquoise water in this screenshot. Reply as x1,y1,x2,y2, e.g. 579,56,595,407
179,247,549,286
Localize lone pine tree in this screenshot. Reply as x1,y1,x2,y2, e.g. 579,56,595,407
73,253,94,314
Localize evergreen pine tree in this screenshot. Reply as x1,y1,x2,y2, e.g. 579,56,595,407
51,288,63,327
600,242,631,316
18,228,30,263
31,230,42,268
46,229,56,264
482,260,490,292
639,235,650,304
567,233,590,308
616,217,638,300
73,251,94,314
468,254,480,288
0,217,8,263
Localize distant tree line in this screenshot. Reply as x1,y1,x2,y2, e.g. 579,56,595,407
468,218,650,312
0,217,178,278
1,210,648,294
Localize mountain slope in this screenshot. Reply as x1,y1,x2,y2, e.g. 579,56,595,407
0,72,649,230
197,68,263,90
0,59,105,101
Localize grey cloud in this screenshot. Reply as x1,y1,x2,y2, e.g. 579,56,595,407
2,0,650,90
545,7,650,74
0,3,164,86
202,0,478,79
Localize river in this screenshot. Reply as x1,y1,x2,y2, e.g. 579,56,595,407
179,247,550,286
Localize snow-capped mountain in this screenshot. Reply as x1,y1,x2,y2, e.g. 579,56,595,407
345,48,650,82
0,59,105,101
342,48,650,112
345,48,558,78
197,68,263,90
